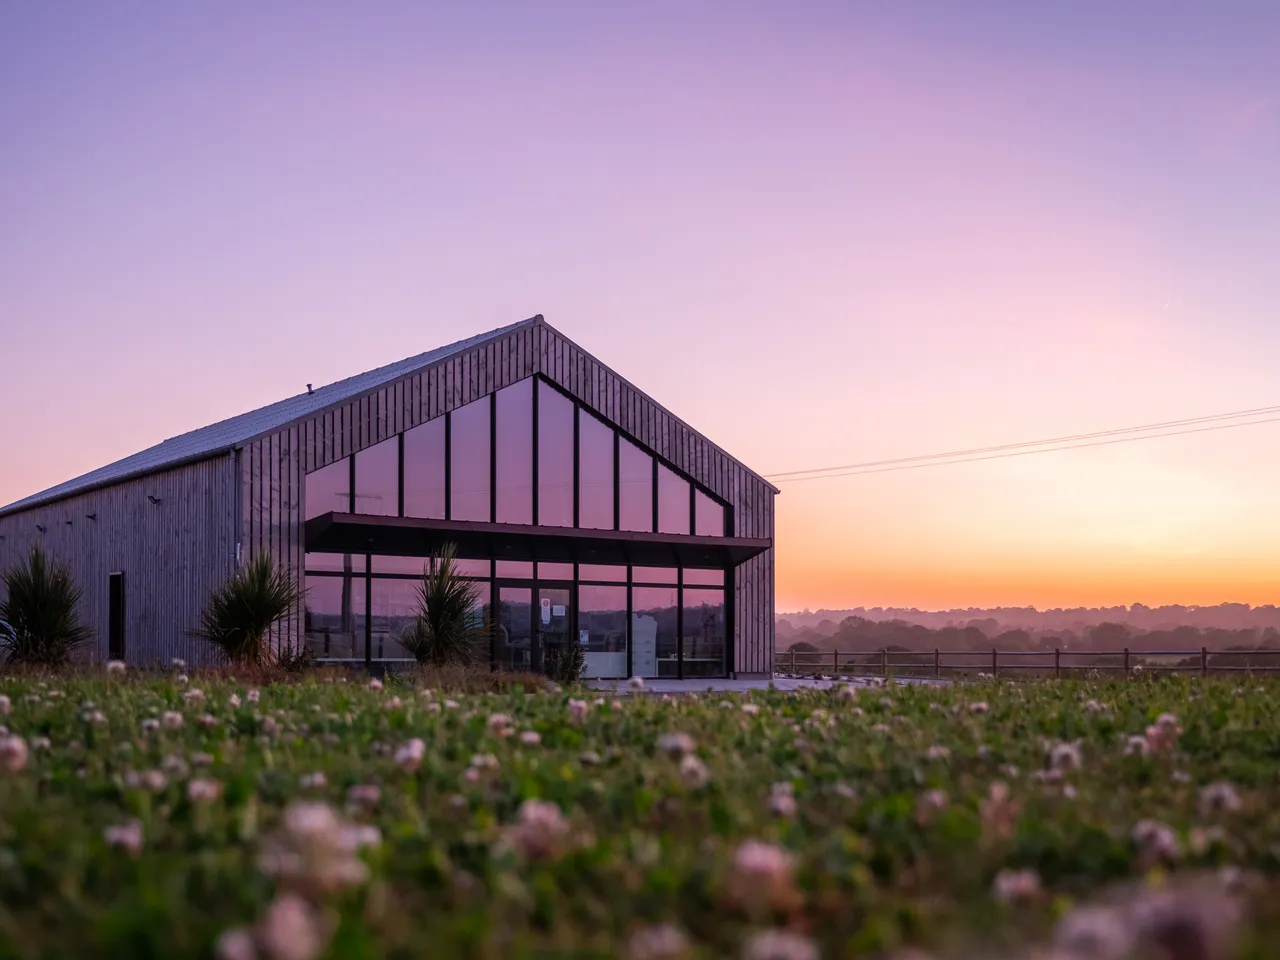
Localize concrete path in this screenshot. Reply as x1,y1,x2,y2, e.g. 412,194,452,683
588,675,945,694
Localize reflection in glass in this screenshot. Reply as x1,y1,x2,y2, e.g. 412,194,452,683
403,417,446,519
578,410,614,529
682,588,726,678
536,586,571,674
632,586,678,679
537,381,574,527
579,564,627,582
580,584,627,679
305,457,350,521
450,396,491,521
305,553,365,573
496,379,533,524
454,559,492,578
304,574,364,660
633,566,677,584
537,562,574,581
657,464,690,535
354,437,399,516
496,587,532,671
683,568,725,586
370,578,419,659
371,555,428,576
618,438,653,532
694,490,725,538
496,560,534,579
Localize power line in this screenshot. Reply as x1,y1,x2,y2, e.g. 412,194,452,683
766,406,1280,484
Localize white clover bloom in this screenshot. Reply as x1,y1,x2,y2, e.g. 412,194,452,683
727,841,797,912
1124,735,1150,757
247,689,261,703
968,701,989,714
30,736,51,752
567,698,589,723
504,799,571,861
104,819,144,855
657,732,696,757
188,778,223,802
346,784,380,808
628,676,645,691
1199,781,1243,817
300,772,327,790
1049,741,1082,772
1133,819,1181,863
679,754,709,789
367,678,383,691
162,754,190,777
141,718,160,734
184,689,206,704
106,660,127,675
486,713,514,737
993,868,1041,902
742,702,761,715
394,738,426,773
213,927,256,960
925,745,950,760
519,730,542,746
0,735,29,773
171,658,186,670
626,923,690,960
741,929,818,960
176,674,189,686
768,781,797,818
228,694,241,709
162,711,184,729
0,695,9,716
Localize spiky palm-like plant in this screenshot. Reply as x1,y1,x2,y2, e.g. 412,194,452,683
194,554,302,665
401,544,486,666
0,546,94,668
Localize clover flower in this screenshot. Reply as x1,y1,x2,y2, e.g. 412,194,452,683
0,735,29,773
228,693,242,709
367,678,383,691
1048,741,1082,772
981,781,1019,840
171,657,186,670
726,840,798,913
915,788,948,824
519,731,542,746
567,699,589,723
486,713,515,738
657,732,696,757
1199,781,1243,817
925,745,950,760
300,772,327,790
768,782,797,818
628,676,645,691
188,778,223,802
740,929,818,960
104,819,144,855
1133,819,1181,864
503,799,571,861
213,927,256,960
162,711,184,729
106,660,126,675
742,702,761,715
394,738,426,772
346,784,380,809
176,674,190,686
968,701,989,714
247,689,261,703
162,754,190,777
992,868,1041,902
1124,735,1150,757
679,754,709,789
626,923,690,960
255,894,330,960
259,802,378,898
184,689,206,704
0,694,9,716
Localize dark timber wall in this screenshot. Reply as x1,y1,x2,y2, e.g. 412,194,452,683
239,321,777,675
0,457,237,665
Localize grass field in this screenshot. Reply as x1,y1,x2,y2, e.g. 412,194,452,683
0,671,1276,958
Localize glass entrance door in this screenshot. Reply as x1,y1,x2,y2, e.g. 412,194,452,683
534,584,572,674
495,586,533,671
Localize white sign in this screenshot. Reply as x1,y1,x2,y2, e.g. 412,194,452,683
540,597,551,624
552,604,566,617
579,629,590,646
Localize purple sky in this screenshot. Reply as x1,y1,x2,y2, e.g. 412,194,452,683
2,2,1278,610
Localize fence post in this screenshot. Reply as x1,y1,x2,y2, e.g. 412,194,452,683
1123,648,1130,675
991,647,998,677
1201,646,1208,677
1054,647,1060,679
934,648,941,678
881,648,888,677
833,649,839,678
790,647,796,675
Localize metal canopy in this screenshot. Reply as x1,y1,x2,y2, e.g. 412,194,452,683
304,513,771,568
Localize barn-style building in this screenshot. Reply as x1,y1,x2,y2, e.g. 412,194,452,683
0,316,778,678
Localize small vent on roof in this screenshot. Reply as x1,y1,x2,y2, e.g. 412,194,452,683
306,383,314,395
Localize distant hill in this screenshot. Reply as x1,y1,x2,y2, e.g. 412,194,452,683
777,604,1280,655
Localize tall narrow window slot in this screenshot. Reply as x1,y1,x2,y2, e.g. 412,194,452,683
108,572,125,660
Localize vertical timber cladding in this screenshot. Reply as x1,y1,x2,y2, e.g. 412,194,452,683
238,319,777,673
0,457,237,666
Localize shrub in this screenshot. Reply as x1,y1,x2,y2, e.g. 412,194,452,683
193,554,302,666
400,545,487,666
546,641,586,685
0,547,93,668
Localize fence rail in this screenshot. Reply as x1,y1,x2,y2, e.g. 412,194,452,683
774,646,1280,680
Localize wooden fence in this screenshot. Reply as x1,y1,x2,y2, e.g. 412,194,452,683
774,647,1280,680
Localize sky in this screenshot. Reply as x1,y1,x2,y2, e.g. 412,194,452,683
2,2,1278,612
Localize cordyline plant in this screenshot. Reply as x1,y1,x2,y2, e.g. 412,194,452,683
0,546,94,667
401,544,486,666
193,554,303,665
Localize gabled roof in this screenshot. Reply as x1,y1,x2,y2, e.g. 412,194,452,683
0,317,538,517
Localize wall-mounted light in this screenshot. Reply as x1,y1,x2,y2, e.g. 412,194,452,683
86,513,97,521
147,495,162,505
65,520,73,526
35,524,45,533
